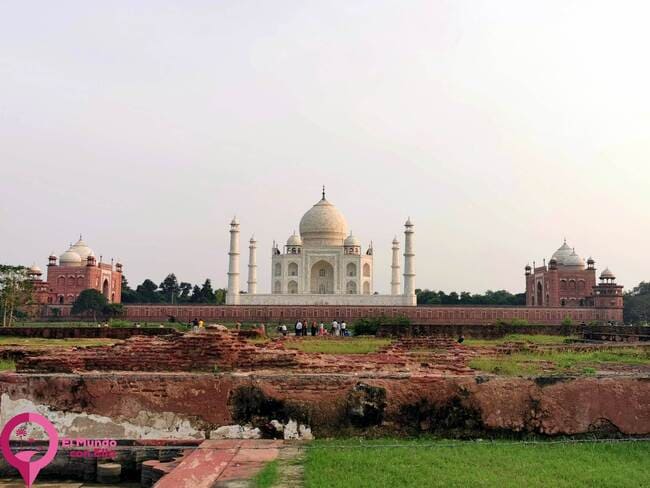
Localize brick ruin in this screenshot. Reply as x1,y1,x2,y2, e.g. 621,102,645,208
0,325,649,485
15,329,476,376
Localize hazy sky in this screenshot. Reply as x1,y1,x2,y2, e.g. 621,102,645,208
1,1,649,294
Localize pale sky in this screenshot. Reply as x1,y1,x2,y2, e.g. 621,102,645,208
1,1,649,294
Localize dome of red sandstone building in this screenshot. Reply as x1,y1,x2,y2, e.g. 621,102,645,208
59,248,82,266
69,237,94,260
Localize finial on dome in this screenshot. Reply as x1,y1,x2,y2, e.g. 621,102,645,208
322,185,326,200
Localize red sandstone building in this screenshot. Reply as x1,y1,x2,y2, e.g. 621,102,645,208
525,240,623,311
28,237,122,305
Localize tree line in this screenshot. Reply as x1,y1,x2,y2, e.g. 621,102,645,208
121,274,227,305
416,288,526,306
0,265,32,327
624,281,650,324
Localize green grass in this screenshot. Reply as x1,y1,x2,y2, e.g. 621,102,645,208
303,439,650,488
0,359,15,371
469,347,650,376
464,334,576,347
283,338,391,354
253,460,279,488
0,337,119,348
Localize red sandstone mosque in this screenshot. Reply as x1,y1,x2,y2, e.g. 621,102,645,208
525,240,623,310
28,236,122,305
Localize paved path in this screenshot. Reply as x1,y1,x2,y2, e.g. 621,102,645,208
155,439,284,488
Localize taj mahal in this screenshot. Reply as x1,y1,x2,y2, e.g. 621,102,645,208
225,188,416,306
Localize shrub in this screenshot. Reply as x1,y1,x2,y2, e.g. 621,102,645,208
561,316,573,326
102,303,124,318
351,315,410,336
510,319,529,327
108,319,131,328
495,318,529,327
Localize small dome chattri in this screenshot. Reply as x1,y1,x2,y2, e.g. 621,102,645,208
286,232,303,246
344,233,361,247
600,268,616,280
28,264,42,275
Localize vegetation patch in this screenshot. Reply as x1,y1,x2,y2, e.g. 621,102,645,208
464,334,576,347
469,347,650,376
253,460,279,488
303,439,650,488
0,359,16,371
0,337,119,348
284,338,391,355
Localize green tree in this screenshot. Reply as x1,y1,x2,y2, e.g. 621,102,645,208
135,279,161,303
179,282,193,302
120,275,138,303
102,303,125,318
624,282,650,324
215,288,227,305
189,285,203,303
159,273,180,304
0,265,33,327
71,289,108,321
199,279,215,303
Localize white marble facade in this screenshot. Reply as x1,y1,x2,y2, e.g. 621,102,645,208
226,189,415,306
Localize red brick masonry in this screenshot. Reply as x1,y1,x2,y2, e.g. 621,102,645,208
43,304,623,325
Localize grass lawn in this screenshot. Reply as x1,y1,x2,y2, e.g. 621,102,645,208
304,439,650,488
283,338,392,354
252,460,279,488
469,347,650,376
464,334,576,347
0,359,15,371
0,337,119,348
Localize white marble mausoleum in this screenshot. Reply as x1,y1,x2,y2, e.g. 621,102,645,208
225,189,416,306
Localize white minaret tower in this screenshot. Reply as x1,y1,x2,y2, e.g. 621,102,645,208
226,217,241,305
403,217,415,297
391,236,401,295
247,236,257,294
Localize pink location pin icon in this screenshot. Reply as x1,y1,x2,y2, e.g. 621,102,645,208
0,412,59,488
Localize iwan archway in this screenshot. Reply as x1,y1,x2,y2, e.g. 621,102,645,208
310,260,334,294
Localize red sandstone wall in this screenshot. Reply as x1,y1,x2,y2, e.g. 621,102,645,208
42,304,623,325
42,264,122,305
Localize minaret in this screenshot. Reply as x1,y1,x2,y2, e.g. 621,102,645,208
391,236,401,295
247,236,257,294
226,217,240,305
403,218,415,297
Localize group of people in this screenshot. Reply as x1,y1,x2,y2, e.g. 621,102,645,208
277,319,349,337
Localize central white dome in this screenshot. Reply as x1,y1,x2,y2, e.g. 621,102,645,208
299,196,348,246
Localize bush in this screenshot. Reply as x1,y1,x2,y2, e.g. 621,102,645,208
495,318,529,327
102,303,124,318
561,316,573,326
351,315,410,336
108,319,131,328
